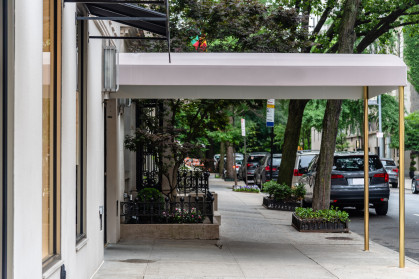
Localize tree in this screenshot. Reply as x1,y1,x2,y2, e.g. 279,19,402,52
275,0,419,210
312,0,361,211
405,111,419,152
404,25,419,92
125,99,230,200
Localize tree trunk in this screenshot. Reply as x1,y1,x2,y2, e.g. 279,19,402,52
226,142,235,180
277,99,309,186
225,116,235,180
312,0,360,210
312,100,343,210
219,141,225,177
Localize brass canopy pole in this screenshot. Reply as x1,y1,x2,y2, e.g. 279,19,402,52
363,86,369,251
399,86,405,268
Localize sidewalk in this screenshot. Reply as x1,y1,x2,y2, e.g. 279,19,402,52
93,177,419,279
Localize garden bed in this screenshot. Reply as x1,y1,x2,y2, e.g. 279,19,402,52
291,212,349,233
262,196,301,211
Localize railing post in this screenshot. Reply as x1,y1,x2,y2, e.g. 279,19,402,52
180,197,185,223
165,197,169,223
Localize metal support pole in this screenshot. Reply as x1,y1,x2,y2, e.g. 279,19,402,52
270,127,274,186
244,136,247,185
378,95,384,158
399,86,405,268
363,86,369,251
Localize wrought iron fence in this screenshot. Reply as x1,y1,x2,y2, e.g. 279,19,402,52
177,170,210,196
121,192,214,224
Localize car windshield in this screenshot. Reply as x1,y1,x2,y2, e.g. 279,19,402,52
248,155,265,163
382,160,396,167
334,156,383,171
299,155,316,169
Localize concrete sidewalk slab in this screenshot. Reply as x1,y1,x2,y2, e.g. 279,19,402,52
93,176,419,279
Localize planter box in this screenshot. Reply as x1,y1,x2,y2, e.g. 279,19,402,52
262,196,301,211
291,212,349,233
120,222,219,240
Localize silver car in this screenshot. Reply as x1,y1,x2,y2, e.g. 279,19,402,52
380,158,398,188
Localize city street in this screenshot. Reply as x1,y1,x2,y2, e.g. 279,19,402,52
350,178,419,262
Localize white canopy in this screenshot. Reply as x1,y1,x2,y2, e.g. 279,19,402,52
115,53,407,100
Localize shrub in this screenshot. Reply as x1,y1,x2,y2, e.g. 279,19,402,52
295,206,350,223
262,181,306,202
137,188,164,203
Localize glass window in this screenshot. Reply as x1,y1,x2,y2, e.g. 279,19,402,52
382,160,396,167
42,0,61,263
271,158,281,166
333,156,384,172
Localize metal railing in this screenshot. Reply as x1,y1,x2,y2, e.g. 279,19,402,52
177,170,210,196
121,192,214,224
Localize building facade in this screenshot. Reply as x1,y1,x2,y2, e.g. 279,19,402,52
0,1,133,278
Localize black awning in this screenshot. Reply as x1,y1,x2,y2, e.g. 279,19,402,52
84,3,167,36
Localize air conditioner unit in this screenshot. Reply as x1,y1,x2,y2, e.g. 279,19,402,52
103,46,119,93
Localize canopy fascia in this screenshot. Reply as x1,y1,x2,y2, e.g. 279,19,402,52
115,53,407,100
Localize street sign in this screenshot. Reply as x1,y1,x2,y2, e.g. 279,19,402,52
241,118,246,137
266,99,275,127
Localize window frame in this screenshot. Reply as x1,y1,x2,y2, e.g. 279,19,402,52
1,0,5,276
76,15,87,243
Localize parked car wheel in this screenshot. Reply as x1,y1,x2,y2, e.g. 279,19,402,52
375,202,388,216
391,183,398,188
412,179,418,194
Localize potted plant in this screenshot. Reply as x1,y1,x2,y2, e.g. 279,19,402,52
292,206,350,233
262,181,306,211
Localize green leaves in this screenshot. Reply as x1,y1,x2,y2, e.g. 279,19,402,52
262,181,306,202
295,206,350,223
404,25,419,93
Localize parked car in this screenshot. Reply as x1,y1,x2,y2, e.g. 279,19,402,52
412,175,419,194
380,158,398,188
238,152,269,182
254,154,282,187
216,153,244,174
291,151,319,186
299,152,390,215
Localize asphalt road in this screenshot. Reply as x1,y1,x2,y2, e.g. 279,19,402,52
349,179,419,262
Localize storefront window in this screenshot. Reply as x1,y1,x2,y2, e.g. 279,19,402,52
42,0,61,263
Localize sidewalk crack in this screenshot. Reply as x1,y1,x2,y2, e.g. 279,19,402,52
293,245,339,279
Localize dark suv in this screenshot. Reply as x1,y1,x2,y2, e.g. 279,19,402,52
300,152,390,215
254,154,282,186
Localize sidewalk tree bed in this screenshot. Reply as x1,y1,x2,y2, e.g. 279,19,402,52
262,181,305,211
292,207,350,233
233,185,260,193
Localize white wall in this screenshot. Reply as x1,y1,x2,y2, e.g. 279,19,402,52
12,2,106,278
73,18,106,279
13,0,43,278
